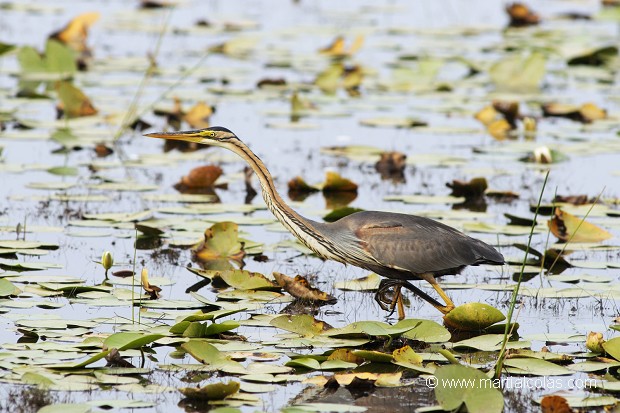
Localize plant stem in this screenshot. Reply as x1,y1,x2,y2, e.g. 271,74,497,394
494,170,549,379
132,228,138,324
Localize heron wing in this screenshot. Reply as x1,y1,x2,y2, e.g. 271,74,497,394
344,212,500,274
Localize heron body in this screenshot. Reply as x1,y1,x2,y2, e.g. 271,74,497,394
146,126,505,317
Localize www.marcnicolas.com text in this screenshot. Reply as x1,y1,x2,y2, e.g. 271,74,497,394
425,376,596,390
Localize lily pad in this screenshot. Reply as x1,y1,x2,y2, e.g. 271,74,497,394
443,303,505,330
179,381,240,400
434,364,504,413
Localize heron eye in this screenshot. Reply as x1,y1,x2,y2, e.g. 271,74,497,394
209,132,216,137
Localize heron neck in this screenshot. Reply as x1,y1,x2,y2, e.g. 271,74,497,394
224,140,321,238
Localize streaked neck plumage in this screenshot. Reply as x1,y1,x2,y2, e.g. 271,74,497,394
219,138,342,260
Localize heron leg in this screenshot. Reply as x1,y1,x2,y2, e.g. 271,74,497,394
428,279,455,314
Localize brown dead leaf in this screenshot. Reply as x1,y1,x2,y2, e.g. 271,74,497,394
94,143,113,158
506,3,540,27
446,177,488,199
105,348,135,368
540,395,573,413
112,270,135,278
183,102,215,129
553,195,594,205
140,0,175,8
273,272,337,304
548,208,612,243
486,190,520,200
177,165,223,189
542,102,606,123
50,12,100,53
288,176,319,194
375,151,406,182
141,268,162,299
492,100,519,128
257,78,286,88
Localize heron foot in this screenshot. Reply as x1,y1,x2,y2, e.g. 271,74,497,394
374,278,455,316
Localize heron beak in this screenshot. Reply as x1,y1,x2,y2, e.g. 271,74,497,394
144,130,204,143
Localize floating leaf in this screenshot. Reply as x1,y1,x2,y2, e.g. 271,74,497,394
273,272,336,303
323,207,364,223
179,381,240,400
0,278,22,297
56,81,97,118
38,403,92,413
219,269,278,291
506,3,540,27
434,364,504,413
443,303,505,331
103,332,165,351
270,315,330,337
602,337,620,361
548,208,612,243
50,12,100,53
446,177,488,199
286,403,366,413
542,102,607,123
193,222,245,264
323,321,413,338
490,52,546,92
288,176,319,194
334,274,381,291
399,319,451,343
183,102,214,129
177,165,222,189
503,358,573,375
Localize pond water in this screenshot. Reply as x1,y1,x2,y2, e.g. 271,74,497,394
0,0,620,412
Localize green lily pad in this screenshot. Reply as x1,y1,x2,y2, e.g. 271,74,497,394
602,337,620,361
270,315,330,338
179,381,240,400
219,269,278,291
434,364,503,413
443,303,505,331
334,273,381,291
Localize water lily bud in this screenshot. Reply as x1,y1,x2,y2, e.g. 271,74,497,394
533,146,552,164
101,251,113,270
586,331,605,353
523,116,537,132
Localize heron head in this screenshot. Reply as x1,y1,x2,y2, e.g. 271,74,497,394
144,126,238,145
